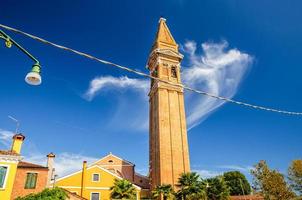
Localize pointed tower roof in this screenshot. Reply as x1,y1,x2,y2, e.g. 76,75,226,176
152,18,178,51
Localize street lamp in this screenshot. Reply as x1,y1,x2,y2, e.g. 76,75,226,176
0,29,42,85
25,63,42,85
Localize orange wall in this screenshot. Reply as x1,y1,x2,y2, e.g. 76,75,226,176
95,155,135,181
11,168,48,199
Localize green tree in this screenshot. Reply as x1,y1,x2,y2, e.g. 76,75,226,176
251,160,295,200
152,184,174,200
110,179,137,200
176,172,207,200
15,187,67,200
205,176,230,200
223,171,251,195
288,160,302,195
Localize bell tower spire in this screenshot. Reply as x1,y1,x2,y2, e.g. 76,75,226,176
152,18,178,51
148,18,190,191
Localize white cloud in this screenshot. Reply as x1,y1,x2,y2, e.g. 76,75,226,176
25,152,98,177
85,76,149,101
84,40,253,130
136,168,149,176
0,129,14,148
192,165,253,180
193,169,222,179
84,76,150,132
182,40,253,129
218,165,253,173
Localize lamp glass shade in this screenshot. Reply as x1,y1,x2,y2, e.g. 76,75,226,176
25,64,42,85
25,72,42,85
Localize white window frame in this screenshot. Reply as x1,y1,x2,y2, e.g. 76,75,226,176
90,192,100,200
0,164,10,189
92,173,100,182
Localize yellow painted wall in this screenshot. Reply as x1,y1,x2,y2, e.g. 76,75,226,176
56,166,141,200
11,140,23,154
0,161,18,200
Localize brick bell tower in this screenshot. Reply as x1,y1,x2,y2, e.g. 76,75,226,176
148,18,190,190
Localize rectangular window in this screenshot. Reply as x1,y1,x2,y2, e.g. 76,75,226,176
0,166,8,188
25,173,38,189
92,173,100,182
91,192,100,200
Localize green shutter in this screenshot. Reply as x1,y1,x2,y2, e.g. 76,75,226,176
0,166,8,188
25,173,38,189
31,173,37,188
25,173,31,188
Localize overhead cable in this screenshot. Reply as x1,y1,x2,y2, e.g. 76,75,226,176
0,24,301,116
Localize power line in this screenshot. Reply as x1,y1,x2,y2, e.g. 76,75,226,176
0,24,301,116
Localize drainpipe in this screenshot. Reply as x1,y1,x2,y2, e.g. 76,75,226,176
81,161,87,197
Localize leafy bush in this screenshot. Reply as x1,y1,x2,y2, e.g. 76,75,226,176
223,171,251,195
15,187,67,200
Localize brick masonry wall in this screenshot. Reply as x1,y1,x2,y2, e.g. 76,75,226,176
11,168,48,199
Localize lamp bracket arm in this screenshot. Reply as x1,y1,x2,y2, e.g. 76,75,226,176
0,29,40,65
0,34,6,40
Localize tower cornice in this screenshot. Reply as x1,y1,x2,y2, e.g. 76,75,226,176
147,48,183,71
148,81,184,99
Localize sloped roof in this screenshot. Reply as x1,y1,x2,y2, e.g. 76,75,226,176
0,150,20,156
91,152,135,167
230,195,264,200
18,161,48,170
56,165,141,190
63,189,87,200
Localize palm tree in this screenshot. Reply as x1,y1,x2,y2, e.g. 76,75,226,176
205,177,230,200
152,184,174,200
176,172,207,200
110,179,137,200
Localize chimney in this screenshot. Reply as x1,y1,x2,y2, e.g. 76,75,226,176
81,161,87,197
46,152,56,187
11,134,25,154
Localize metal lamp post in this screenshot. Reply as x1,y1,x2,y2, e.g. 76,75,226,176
0,29,42,85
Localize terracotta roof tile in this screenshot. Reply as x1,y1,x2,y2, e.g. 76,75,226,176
62,189,88,200
230,195,264,200
0,150,20,156
18,161,48,169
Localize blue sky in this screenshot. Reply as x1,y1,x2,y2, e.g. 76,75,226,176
0,0,301,181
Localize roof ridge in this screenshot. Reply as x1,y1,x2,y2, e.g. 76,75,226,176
90,153,135,167
0,150,20,156
18,161,48,169
62,189,88,200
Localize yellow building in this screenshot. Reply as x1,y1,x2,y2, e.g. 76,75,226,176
55,153,149,200
0,134,25,200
